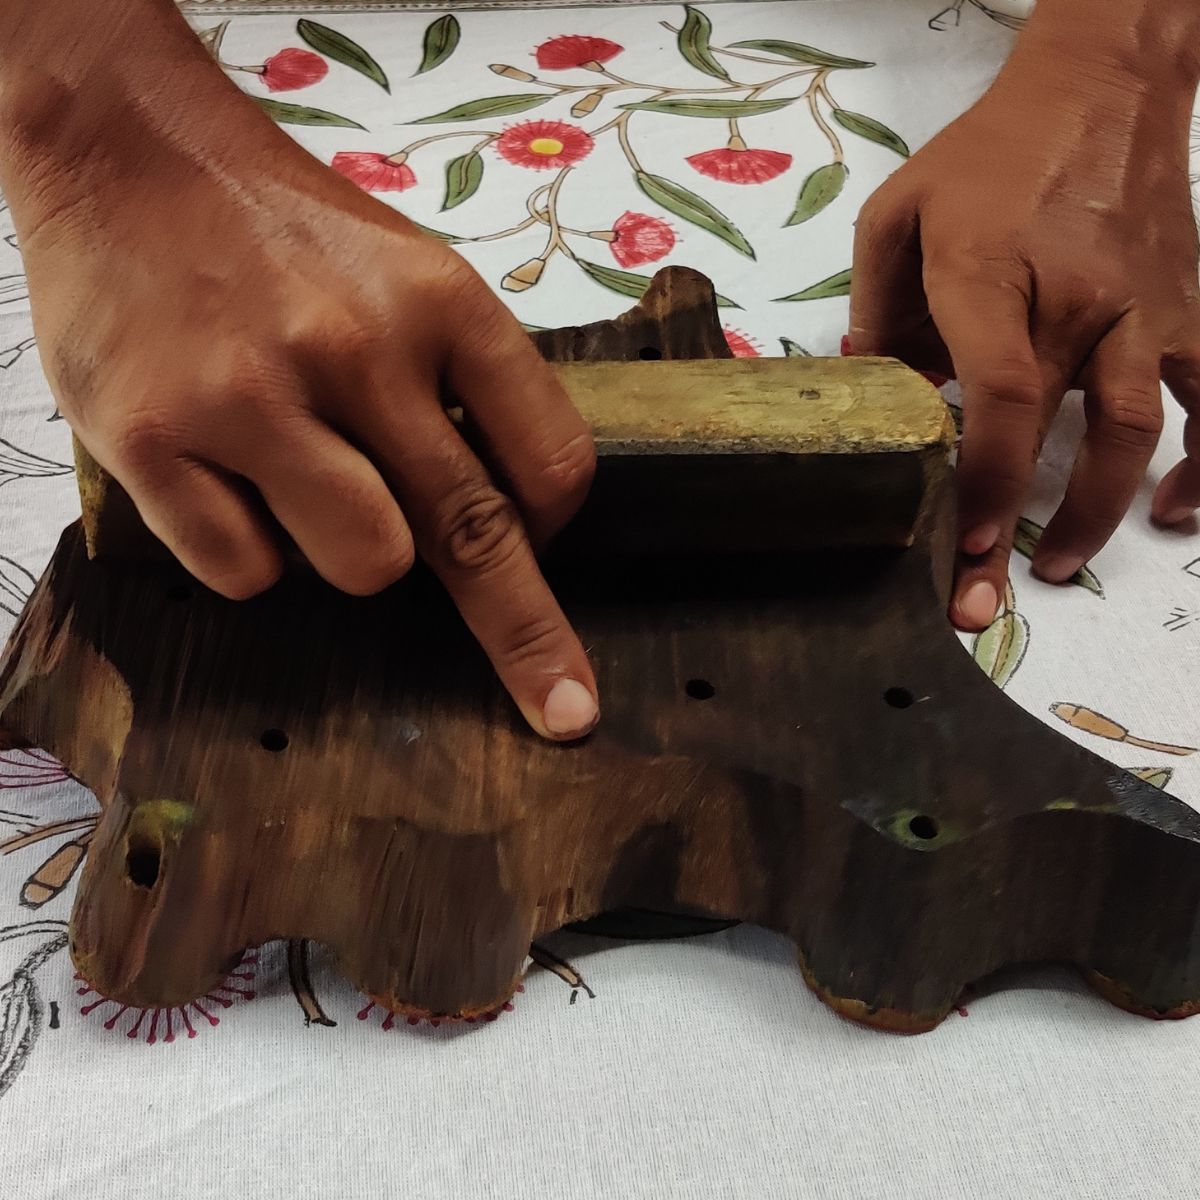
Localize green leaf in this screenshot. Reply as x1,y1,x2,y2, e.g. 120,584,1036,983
619,97,796,119
785,161,848,226
774,268,852,301
677,6,730,81
252,98,365,130
635,171,754,259
415,13,461,76
729,39,874,69
1012,517,1104,596
297,19,390,91
831,109,910,158
577,259,739,307
1129,766,1174,790
972,609,1029,689
409,93,552,123
780,338,812,357
442,150,484,210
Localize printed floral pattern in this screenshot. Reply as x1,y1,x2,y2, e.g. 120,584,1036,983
331,150,417,191
0,3,1196,1122
494,120,595,170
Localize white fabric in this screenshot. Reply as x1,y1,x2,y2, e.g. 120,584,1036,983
1,3,1197,1197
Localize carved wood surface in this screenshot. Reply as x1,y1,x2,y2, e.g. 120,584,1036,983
2,267,1200,1030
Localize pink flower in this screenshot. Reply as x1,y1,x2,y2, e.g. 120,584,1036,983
687,147,793,185
495,120,594,170
723,328,762,358
75,952,258,1043
331,152,417,192
610,211,675,268
261,48,328,92
535,35,623,70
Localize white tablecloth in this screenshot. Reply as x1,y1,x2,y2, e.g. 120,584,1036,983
2,4,1198,1197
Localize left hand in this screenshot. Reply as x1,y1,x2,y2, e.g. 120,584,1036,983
849,50,1200,630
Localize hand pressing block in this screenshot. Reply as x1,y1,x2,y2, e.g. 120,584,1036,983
3,267,1200,1031
75,356,949,563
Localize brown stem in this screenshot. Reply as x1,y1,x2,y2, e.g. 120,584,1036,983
595,65,749,96
1,816,98,854
539,166,576,264
528,942,596,999
393,130,498,157
612,112,646,174
458,215,540,244
287,939,337,1027
808,72,845,163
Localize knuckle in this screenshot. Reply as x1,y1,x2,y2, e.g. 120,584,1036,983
495,612,568,669
338,542,416,596
853,192,903,253
1099,391,1163,449
974,362,1042,411
204,560,282,602
420,253,485,315
289,316,374,366
436,483,524,573
110,409,181,472
538,429,596,502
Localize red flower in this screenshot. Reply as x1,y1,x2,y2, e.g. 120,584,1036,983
723,328,762,358
495,120,594,170
687,147,793,185
610,211,675,268
75,952,258,1043
331,151,417,192
261,48,328,92
535,35,623,70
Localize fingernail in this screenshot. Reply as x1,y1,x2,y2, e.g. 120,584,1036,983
960,523,1000,557
1034,554,1082,583
958,580,999,629
542,678,599,738
1156,505,1195,526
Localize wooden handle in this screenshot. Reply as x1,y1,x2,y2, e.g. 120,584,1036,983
74,357,952,565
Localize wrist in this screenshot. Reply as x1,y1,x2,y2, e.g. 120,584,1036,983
1007,0,1200,99
0,2,280,230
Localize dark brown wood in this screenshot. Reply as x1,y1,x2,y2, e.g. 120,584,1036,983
3,266,1200,1030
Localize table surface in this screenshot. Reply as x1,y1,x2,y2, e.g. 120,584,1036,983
2,4,1198,1198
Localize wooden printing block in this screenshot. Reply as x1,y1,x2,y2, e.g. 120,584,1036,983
2,266,1199,1030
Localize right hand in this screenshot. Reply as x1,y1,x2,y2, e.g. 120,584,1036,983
13,91,600,741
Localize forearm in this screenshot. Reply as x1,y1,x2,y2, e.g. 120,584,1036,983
0,1,276,230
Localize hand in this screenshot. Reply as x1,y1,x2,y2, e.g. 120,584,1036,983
849,43,1200,629
12,86,599,741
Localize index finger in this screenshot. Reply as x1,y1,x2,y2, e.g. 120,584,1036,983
354,390,599,742
927,273,1043,556
446,302,595,549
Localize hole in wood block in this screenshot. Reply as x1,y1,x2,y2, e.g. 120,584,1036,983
685,678,716,701
260,728,290,753
908,814,939,841
638,346,662,360
125,835,162,889
884,687,914,709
